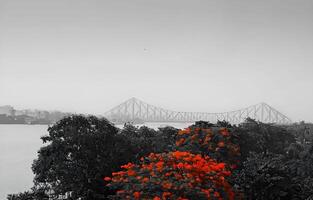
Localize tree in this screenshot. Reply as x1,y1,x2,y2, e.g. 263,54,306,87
105,151,235,200
175,125,240,167
7,187,48,200
153,126,179,153
235,118,296,161
233,151,313,200
31,115,135,199
119,124,179,159
7,191,34,200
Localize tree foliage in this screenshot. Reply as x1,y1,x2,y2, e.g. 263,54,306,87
234,118,296,161
31,115,136,199
105,151,235,200
175,125,240,167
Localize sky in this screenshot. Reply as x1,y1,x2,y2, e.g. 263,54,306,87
0,0,312,122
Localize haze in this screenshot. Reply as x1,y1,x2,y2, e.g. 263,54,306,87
0,0,312,122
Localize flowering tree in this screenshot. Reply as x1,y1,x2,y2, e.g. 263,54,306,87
175,126,240,168
105,151,235,200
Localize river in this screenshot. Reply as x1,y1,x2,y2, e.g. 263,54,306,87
0,122,191,199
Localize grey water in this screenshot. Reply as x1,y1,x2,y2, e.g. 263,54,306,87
0,122,191,199
0,125,47,200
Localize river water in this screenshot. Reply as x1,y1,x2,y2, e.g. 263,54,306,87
0,122,191,199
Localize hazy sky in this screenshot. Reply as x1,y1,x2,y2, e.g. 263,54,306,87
0,0,312,122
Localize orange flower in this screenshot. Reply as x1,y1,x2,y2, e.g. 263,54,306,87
177,162,184,169
176,138,185,146
143,163,153,171
155,161,164,170
172,151,189,159
162,192,172,198
162,181,172,189
178,128,191,135
217,163,226,170
153,196,161,200
165,172,171,177
183,156,192,162
142,177,149,183
184,164,192,170
121,162,135,169
133,191,140,199
127,170,136,176
103,177,111,181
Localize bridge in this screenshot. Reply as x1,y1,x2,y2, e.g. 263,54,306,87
104,97,292,124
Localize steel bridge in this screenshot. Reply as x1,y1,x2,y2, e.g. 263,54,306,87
104,98,292,124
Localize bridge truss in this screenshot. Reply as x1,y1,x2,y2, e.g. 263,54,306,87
104,98,292,124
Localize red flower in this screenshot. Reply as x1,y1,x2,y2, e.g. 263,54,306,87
127,170,136,176
133,191,140,199
121,162,135,169
177,162,184,169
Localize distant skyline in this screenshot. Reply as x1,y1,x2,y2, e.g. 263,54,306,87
1,0,313,122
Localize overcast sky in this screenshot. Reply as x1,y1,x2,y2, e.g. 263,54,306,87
0,0,312,122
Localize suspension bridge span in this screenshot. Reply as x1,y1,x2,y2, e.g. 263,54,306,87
104,98,292,124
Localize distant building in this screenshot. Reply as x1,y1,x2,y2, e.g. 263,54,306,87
14,110,26,116
0,105,15,116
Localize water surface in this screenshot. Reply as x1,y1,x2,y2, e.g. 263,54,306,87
0,125,48,200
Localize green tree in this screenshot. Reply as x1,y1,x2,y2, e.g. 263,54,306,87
7,187,48,200
119,124,178,159
235,118,295,161
31,115,135,199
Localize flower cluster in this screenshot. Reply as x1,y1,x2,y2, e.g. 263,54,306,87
175,127,240,167
105,151,235,200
